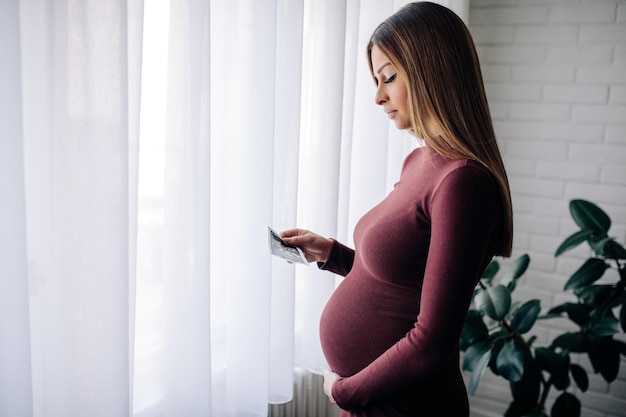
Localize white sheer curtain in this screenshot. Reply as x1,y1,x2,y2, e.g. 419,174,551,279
4,1,143,416
0,1,466,416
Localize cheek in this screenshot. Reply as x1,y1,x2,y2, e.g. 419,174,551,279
400,95,410,117
398,87,409,112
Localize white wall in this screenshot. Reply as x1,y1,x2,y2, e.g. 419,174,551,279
467,0,626,416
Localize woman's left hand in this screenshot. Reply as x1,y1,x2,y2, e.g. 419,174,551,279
323,369,340,403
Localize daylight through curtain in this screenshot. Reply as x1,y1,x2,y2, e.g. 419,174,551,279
0,1,467,416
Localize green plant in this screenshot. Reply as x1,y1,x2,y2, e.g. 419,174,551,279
460,199,626,417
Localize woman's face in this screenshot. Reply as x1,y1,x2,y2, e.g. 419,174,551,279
370,45,411,130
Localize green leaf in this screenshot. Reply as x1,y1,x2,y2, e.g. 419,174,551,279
591,315,620,337
552,360,570,391
500,254,530,290
461,311,488,349
591,237,626,259
570,364,589,392
481,260,500,284
621,298,626,332
468,345,492,396
511,299,541,334
588,337,621,382
463,340,491,372
534,347,552,372
551,332,589,353
555,229,595,257
606,240,626,259
550,303,592,327
547,303,567,316
566,303,594,327
535,347,568,375
538,312,562,321
535,347,570,391
609,290,626,309
507,300,522,321
496,339,525,382
564,258,609,291
475,285,512,321
510,351,542,411
552,372,571,391
465,310,489,340
551,392,581,417
570,199,611,234
575,285,614,307
488,338,505,376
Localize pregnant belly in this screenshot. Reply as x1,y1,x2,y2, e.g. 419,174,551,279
319,270,420,377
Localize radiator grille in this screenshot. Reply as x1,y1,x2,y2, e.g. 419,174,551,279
268,368,341,417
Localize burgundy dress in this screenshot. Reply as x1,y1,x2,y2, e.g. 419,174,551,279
319,145,503,416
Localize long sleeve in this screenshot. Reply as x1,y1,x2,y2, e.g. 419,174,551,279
317,239,355,277
330,163,501,410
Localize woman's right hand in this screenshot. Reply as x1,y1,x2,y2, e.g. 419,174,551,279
280,229,334,264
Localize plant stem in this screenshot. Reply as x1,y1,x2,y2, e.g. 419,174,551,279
538,375,552,412
500,318,514,334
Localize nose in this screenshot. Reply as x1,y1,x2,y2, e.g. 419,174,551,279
375,84,387,106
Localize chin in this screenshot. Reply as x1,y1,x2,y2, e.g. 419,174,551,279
393,119,411,130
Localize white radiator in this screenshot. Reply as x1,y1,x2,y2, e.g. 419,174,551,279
268,368,341,417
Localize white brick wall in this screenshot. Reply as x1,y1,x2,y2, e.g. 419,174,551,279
468,0,626,416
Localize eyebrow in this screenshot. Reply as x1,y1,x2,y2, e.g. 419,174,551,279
376,62,391,74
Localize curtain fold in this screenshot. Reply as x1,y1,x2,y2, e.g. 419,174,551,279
126,0,145,408
295,0,349,375
16,0,138,415
346,0,397,242
162,0,212,414
132,0,216,414
1,1,468,416
269,0,305,404
0,1,33,415
209,0,277,414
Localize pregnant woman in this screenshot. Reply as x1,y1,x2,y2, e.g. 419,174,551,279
281,2,513,416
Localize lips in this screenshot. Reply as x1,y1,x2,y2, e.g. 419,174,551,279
386,110,397,119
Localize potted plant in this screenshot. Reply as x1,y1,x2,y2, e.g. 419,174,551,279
460,199,626,417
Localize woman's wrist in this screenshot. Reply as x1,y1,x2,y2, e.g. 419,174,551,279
321,238,334,263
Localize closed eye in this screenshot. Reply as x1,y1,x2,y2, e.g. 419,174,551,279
384,73,397,84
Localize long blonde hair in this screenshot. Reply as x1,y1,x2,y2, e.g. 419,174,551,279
367,2,513,257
